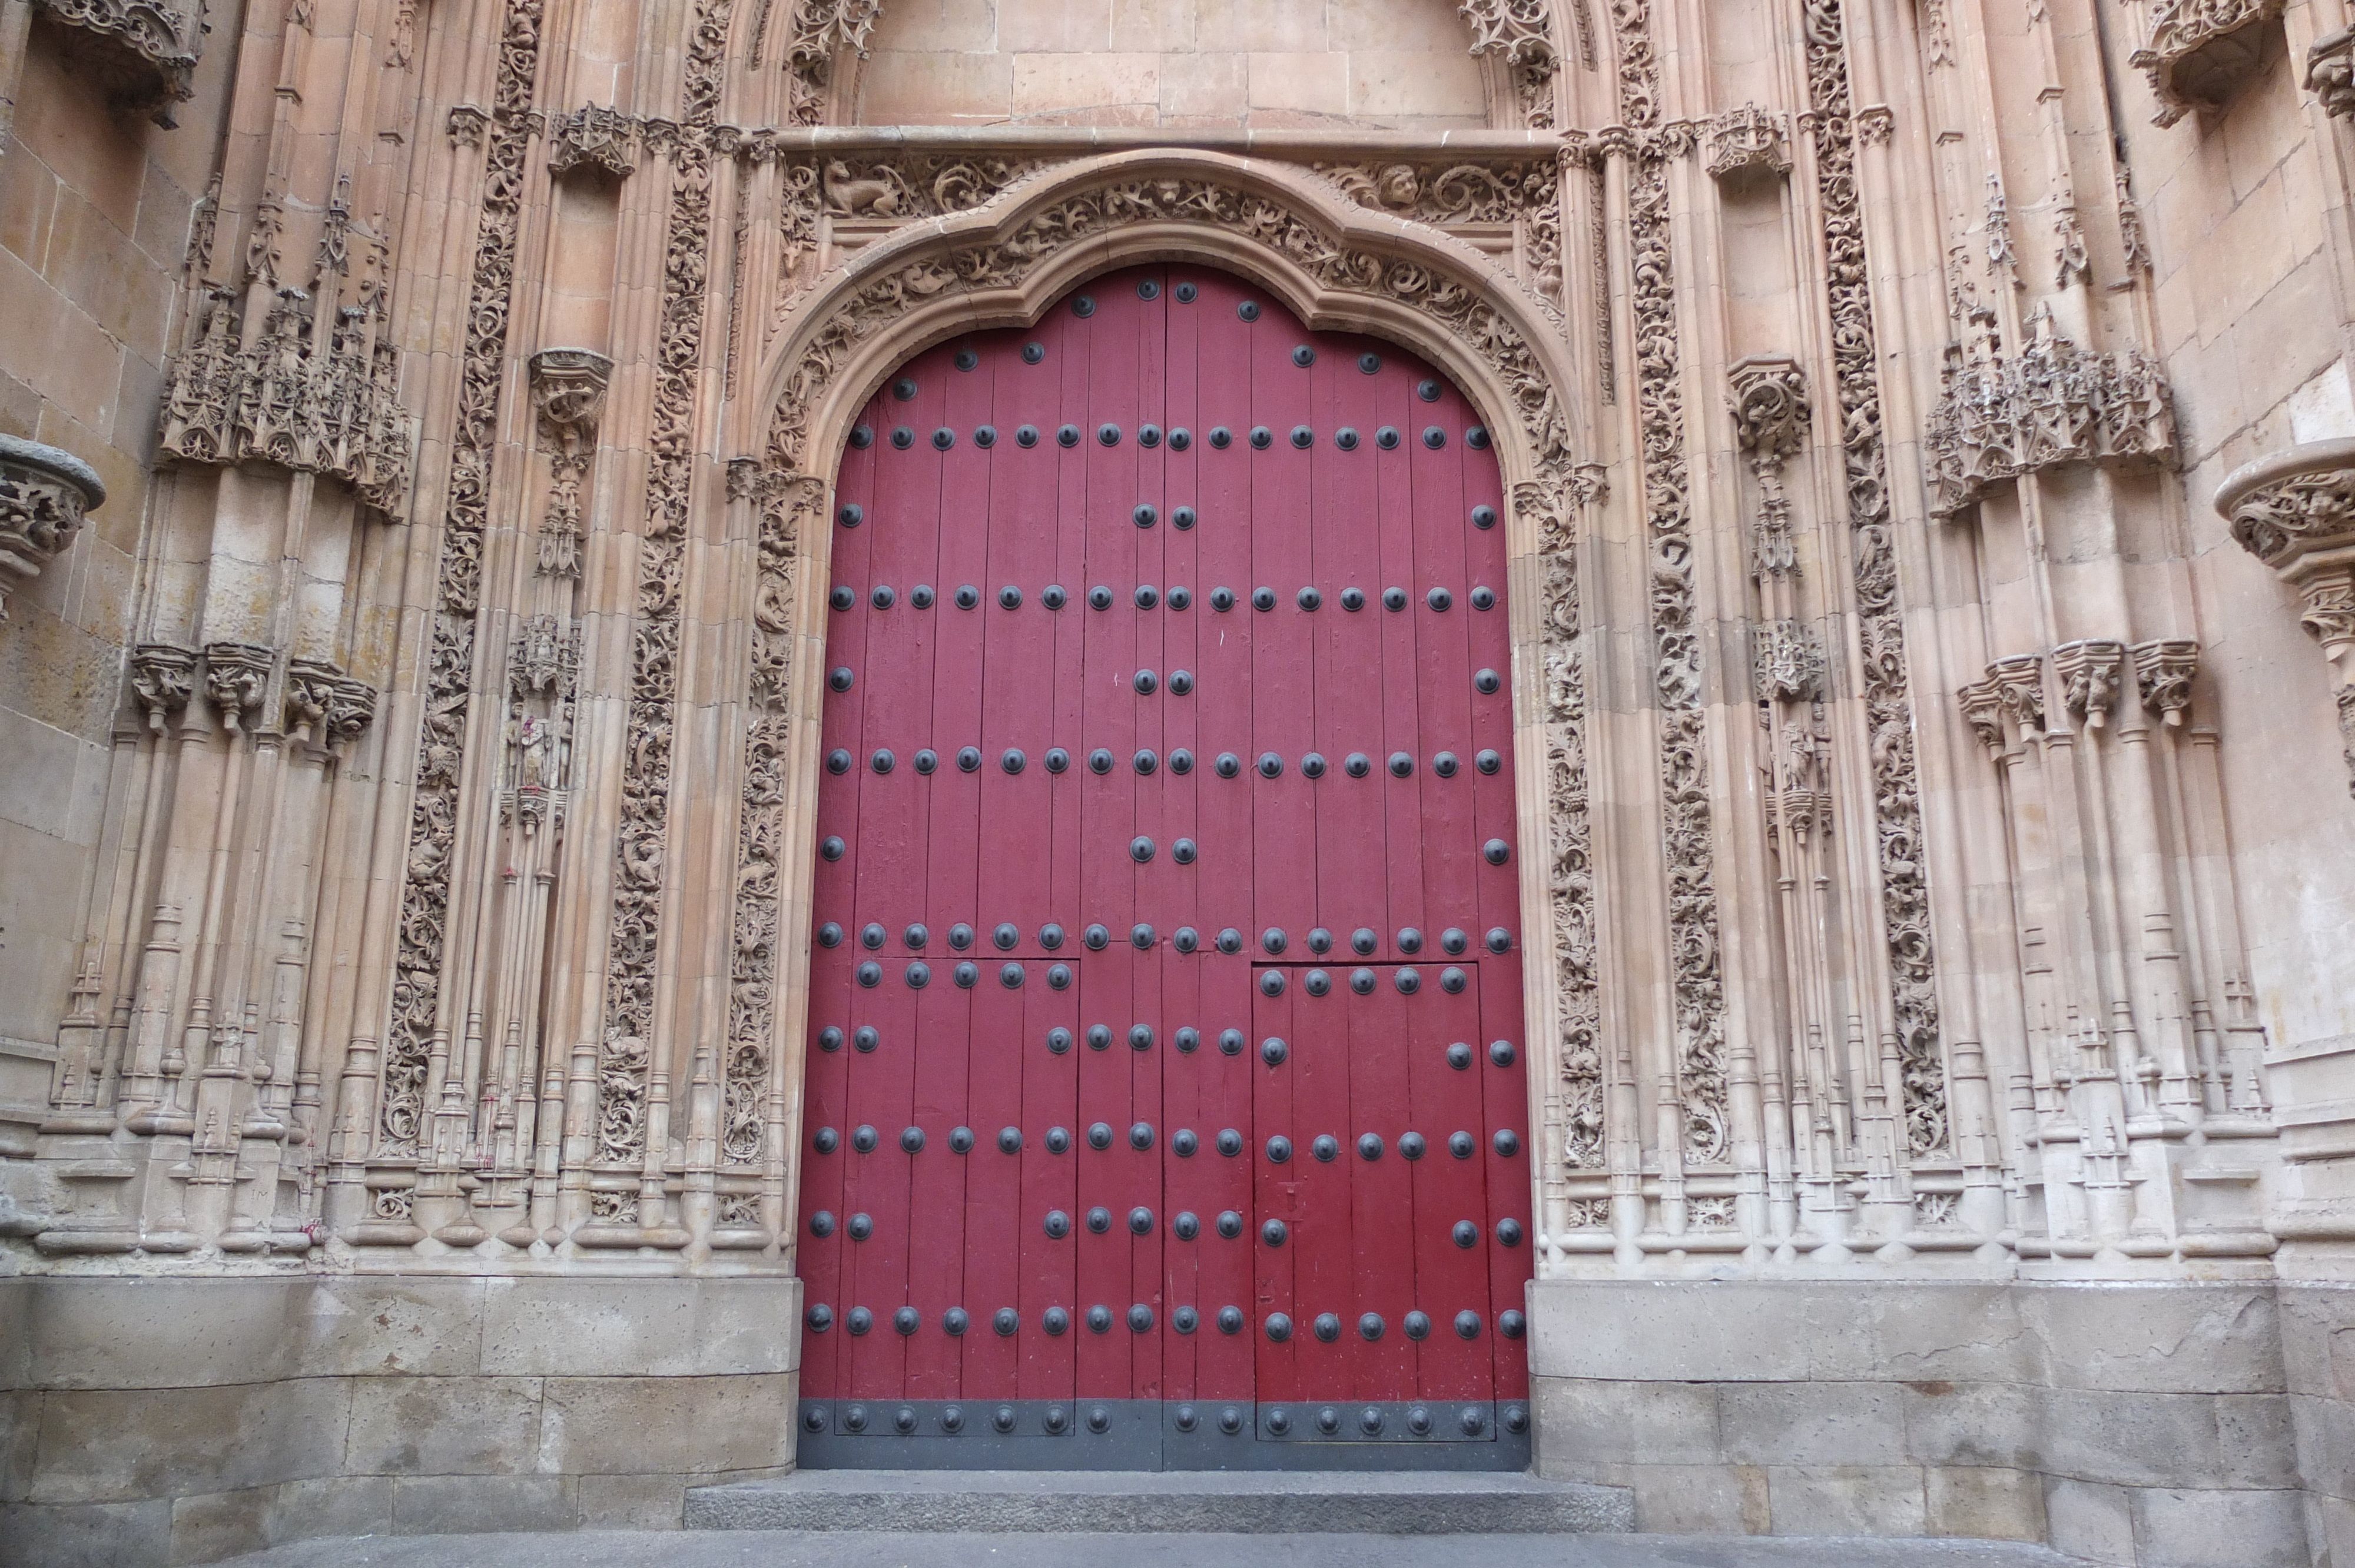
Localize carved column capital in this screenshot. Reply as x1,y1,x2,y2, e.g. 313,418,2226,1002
2052,639,2127,729
128,643,197,732
1989,655,2048,738
325,676,379,747
2218,440,2355,795
201,642,276,733
0,435,105,623
2131,637,2200,725
1705,105,1790,181
1956,677,2006,753
284,657,344,742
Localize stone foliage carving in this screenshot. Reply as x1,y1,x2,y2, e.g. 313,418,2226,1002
1523,482,1601,1171
775,0,883,124
1705,105,1790,181
1605,0,1730,1162
2131,0,2285,127
1728,353,1808,576
548,105,638,177
1926,315,2177,518
35,0,201,124
1805,0,1949,1157
1460,0,1559,126
383,0,546,1158
158,285,413,517
1316,158,1565,310
820,155,1045,220
0,435,104,622
724,473,817,1168
129,642,196,728
599,0,737,1172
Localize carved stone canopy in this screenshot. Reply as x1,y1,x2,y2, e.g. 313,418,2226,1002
1705,105,1790,182
2131,0,2286,127
528,349,615,447
33,0,202,125
2216,438,2355,795
0,434,105,623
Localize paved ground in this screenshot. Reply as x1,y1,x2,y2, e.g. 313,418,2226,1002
216,1532,2084,1568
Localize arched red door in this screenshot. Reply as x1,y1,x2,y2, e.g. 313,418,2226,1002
797,265,1532,1469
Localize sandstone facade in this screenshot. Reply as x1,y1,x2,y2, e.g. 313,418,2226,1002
3,0,2355,1563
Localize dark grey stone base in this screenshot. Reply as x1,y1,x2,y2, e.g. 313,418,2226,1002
795,1398,1530,1471
684,1469,1634,1533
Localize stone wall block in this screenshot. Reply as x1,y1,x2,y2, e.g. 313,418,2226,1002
1899,1381,2042,1468
2045,1477,2138,1566
1845,1286,2036,1386
2277,1284,2355,1402
1718,1381,1910,1466
28,1378,353,1504
0,1282,30,1389
2128,1487,2308,1567
1924,1466,2045,1542
0,1497,172,1568
2019,1284,2285,1394
534,1374,799,1476
575,1473,694,1529
1526,1281,1811,1380
389,1474,577,1533
343,1377,543,1476
1528,1377,1722,1463
1624,1463,1769,1533
479,1278,797,1378
2036,1388,2257,1490
2290,1392,2355,1500
165,1476,394,1565
0,1391,37,1504
297,1280,490,1379
1763,1464,1929,1535
26,1280,310,1390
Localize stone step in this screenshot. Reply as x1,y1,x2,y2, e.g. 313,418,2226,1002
684,1469,1635,1534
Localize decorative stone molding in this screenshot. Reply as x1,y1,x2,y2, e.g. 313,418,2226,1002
2131,0,2285,127
0,434,104,623
128,642,197,729
1704,105,1790,181
157,285,414,517
2217,438,2355,795
1926,314,2177,517
202,642,275,733
34,0,201,125
818,155,1046,221
547,105,638,177
2308,25,2355,117
1314,160,1548,226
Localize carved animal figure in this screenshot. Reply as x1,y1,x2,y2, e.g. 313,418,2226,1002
823,160,902,217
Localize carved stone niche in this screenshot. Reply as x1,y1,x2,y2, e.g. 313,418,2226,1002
0,434,104,623
1705,105,1790,184
2216,437,2355,795
2131,0,2286,128
33,0,202,125
548,106,638,179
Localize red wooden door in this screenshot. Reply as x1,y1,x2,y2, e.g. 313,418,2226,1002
797,266,1532,1470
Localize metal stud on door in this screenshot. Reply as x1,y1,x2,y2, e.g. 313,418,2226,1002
796,266,1534,1471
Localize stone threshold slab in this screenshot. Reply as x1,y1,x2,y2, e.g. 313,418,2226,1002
685,1469,1634,1534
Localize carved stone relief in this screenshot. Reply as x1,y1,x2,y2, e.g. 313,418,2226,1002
2217,440,2355,795
1459,0,1560,126
548,106,638,178
0,435,105,623
1705,105,1791,182
2131,0,2286,127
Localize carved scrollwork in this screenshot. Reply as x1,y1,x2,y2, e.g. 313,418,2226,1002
0,434,104,623
1805,0,1948,1157
1314,158,1564,309
820,155,1047,221
1460,0,1560,126
777,0,883,124
2131,0,2285,127
598,0,739,1170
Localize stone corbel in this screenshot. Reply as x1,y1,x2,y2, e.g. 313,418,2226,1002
33,0,201,125
547,105,638,178
324,676,378,748
1704,105,1790,182
2308,26,2355,118
2131,639,2200,725
0,435,104,623
128,643,197,730
1989,654,2049,739
2131,0,2286,127
1956,677,2006,754
2216,437,2355,795
201,642,276,733
2052,639,2126,730
283,657,344,742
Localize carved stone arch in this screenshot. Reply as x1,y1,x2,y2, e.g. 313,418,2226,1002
725,148,1604,1251
745,0,1568,128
